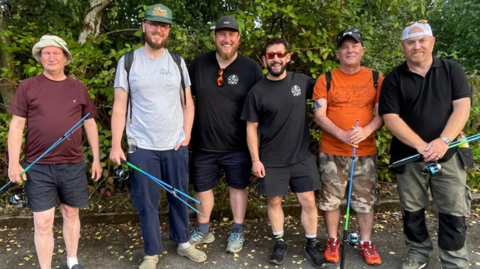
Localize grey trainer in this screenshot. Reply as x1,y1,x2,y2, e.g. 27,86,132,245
226,228,245,253
402,258,427,269
189,226,215,246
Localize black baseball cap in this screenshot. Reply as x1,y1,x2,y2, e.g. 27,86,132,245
336,28,363,48
215,16,239,32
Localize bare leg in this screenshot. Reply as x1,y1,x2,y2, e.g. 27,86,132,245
268,196,284,232
61,204,81,258
296,191,318,235
33,208,55,269
324,208,341,239
195,190,214,223
229,187,248,224
357,211,374,242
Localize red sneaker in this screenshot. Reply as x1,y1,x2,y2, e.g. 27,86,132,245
360,241,382,265
324,238,341,263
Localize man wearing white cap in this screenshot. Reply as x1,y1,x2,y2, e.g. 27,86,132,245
379,21,472,269
8,35,102,269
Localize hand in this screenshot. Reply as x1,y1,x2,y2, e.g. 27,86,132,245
91,160,103,182
423,138,449,162
174,138,189,151
348,126,368,145
8,162,26,183
110,146,126,166
337,130,359,148
252,161,265,178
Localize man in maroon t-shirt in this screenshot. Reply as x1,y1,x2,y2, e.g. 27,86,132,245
7,35,102,269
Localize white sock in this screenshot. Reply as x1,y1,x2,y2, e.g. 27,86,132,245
360,240,371,244
67,256,78,269
178,242,191,250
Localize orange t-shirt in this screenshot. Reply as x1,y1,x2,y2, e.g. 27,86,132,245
312,67,383,156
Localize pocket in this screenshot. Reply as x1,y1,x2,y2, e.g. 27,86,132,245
457,148,474,169
464,186,472,217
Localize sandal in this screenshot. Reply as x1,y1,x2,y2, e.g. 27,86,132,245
177,245,207,263
138,255,159,269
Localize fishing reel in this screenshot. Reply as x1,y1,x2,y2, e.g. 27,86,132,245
346,232,359,245
114,168,130,181
422,162,442,175
9,192,27,208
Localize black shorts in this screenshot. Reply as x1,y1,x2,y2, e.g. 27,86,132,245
259,156,320,197
24,161,89,212
191,150,251,192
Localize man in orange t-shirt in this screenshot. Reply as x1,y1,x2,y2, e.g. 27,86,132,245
312,28,383,266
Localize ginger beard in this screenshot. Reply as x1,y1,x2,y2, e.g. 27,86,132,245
216,40,239,61
144,29,168,50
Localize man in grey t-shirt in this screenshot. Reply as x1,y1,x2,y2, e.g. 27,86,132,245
109,4,206,268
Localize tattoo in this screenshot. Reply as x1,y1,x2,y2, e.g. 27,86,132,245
314,99,322,111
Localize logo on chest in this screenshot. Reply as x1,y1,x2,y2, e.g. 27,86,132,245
160,68,174,75
291,85,302,97
227,74,239,85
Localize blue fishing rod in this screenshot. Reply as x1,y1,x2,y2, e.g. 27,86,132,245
0,112,92,195
120,158,205,217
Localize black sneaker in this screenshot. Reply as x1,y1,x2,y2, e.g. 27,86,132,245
269,240,287,265
305,244,328,268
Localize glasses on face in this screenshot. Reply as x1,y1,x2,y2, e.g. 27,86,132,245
217,68,224,87
265,51,288,60
338,28,362,40
405,20,428,26
145,21,171,31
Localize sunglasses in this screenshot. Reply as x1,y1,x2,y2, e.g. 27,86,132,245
337,28,362,40
405,20,428,26
265,51,288,59
217,68,224,87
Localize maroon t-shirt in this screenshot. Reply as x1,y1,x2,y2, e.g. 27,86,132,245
8,74,97,164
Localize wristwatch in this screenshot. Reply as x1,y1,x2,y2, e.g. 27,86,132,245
440,136,451,145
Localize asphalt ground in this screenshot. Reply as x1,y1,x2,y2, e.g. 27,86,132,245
1,209,480,269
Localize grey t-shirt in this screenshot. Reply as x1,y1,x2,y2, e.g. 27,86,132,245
114,47,191,150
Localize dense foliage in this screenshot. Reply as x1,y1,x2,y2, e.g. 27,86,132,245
1,0,479,199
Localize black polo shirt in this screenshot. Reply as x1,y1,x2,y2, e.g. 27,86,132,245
379,57,471,165
189,51,263,152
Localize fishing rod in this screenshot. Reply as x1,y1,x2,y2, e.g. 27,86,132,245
389,132,480,168
340,120,359,269
0,112,92,195
120,159,205,217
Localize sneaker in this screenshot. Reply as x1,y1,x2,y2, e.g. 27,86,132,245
138,255,159,269
305,244,328,268
324,238,341,263
177,245,207,263
360,241,382,265
226,228,245,253
269,240,287,265
402,258,427,269
189,226,215,246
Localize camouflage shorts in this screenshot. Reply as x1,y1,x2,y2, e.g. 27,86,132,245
317,152,379,213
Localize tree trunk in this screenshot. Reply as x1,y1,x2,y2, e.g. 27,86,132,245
0,9,17,111
78,0,114,44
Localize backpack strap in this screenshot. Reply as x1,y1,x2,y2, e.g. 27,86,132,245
123,51,134,124
372,70,379,89
169,51,186,106
325,71,332,92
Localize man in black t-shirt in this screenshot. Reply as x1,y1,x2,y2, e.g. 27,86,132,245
241,37,326,268
379,21,471,269
188,15,263,254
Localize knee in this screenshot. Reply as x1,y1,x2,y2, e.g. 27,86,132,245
299,195,317,211
403,208,428,243
62,205,79,220
439,213,466,251
34,216,54,235
268,197,282,208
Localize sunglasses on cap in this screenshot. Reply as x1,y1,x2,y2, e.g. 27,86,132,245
217,68,224,87
405,20,428,26
265,51,288,59
337,28,362,40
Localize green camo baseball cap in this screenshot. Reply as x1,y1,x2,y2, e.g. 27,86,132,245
144,4,173,24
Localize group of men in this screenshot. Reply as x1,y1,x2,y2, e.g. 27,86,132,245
6,3,473,269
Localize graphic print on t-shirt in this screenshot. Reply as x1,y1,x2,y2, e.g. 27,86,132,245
291,85,301,97
228,74,239,85
330,82,375,110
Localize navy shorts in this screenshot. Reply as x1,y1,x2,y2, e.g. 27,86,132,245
191,150,251,192
259,156,320,197
24,161,89,212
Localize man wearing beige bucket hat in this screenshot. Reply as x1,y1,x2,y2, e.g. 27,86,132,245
8,35,102,269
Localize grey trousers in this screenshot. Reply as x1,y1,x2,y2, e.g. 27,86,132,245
396,154,471,269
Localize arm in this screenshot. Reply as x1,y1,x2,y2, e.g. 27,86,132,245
348,103,384,145
313,98,357,147
109,87,128,165
84,118,102,181
246,121,265,178
7,115,27,183
175,86,194,150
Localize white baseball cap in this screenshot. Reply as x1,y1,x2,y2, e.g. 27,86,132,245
402,21,433,41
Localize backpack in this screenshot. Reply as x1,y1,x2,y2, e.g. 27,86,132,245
123,50,186,124
325,69,379,91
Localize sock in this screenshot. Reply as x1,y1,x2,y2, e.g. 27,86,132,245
360,240,370,245
305,234,317,246
67,256,78,269
232,222,243,230
273,231,284,242
198,222,209,234
178,242,191,250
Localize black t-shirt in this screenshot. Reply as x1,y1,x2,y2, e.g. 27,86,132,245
379,57,471,165
241,72,316,167
189,51,263,152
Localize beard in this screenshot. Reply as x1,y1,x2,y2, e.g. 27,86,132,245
267,62,287,77
144,31,168,50
216,42,239,61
